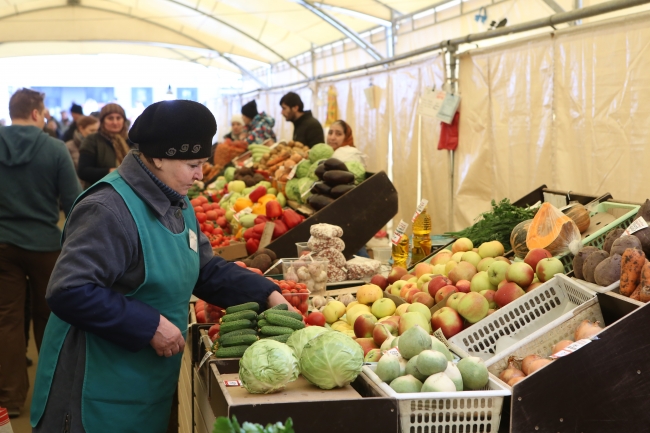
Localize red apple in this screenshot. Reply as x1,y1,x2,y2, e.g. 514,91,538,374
494,282,526,308
364,348,383,362
400,273,417,281
505,262,535,287
413,262,434,278
456,292,490,323
399,282,418,299
387,266,408,284
372,323,395,346
479,289,497,309
536,258,565,282
435,285,458,304
524,248,553,273
526,281,543,292
354,313,377,338
428,275,453,298
370,274,388,290
455,279,471,293
406,287,421,303
355,338,379,356
431,306,464,338
448,261,477,284
412,292,435,308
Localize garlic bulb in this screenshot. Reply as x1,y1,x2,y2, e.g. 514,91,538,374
311,295,327,309
338,293,355,306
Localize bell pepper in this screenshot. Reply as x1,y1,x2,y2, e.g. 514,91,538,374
243,227,261,241
254,215,269,225
266,200,283,219
246,238,260,255
282,209,303,229
253,223,266,235
272,219,288,240
258,194,277,205
251,202,266,215
248,186,267,203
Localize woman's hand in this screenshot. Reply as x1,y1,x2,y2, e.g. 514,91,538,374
267,290,300,314
150,315,185,357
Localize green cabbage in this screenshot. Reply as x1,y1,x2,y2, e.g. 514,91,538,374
308,143,334,163
239,340,299,394
294,160,312,178
224,166,236,182
299,332,364,389
306,160,324,181
285,177,313,205
345,161,366,185
286,327,330,360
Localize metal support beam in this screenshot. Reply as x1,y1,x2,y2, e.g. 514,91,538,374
162,0,309,80
297,0,384,61
541,0,566,13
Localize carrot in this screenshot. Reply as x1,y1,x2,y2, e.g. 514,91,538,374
630,285,641,301
639,262,650,303
620,248,646,296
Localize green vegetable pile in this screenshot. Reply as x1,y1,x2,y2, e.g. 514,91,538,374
445,199,538,251
213,416,293,433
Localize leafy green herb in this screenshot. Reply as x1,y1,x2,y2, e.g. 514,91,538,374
213,416,294,433
444,199,538,251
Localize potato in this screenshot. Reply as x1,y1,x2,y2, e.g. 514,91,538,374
582,250,609,284
594,254,622,287
610,235,642,257
572,246,600,280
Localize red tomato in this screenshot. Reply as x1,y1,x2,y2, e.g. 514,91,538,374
287,280,296,288
203,224,214,233
298,288,308,293
222,240,230,246
208,323,221,339
197,196,208,204
206,210,218,220
190,198,202,207
299,303,308,314
196,212,207,223
290,296,301,307
195,310,206,323
213,227,223,236
211,203,221,210
306,312,326,327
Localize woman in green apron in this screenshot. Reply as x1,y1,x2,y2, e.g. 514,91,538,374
31,100,294,432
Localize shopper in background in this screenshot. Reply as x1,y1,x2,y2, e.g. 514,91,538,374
327,119,367,168
0,88,81,418
43,109,61,138
65,115,100,170
223,114,248,141
280,91,324,148
60,111,70,131
61,103,84,142
31,100,294,432
77,103,131,187
241,100,276,144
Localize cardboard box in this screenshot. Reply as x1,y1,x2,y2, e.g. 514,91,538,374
212,242,247,261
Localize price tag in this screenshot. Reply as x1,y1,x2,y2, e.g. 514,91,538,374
286,163,299,181
549,339,592,359
412,199,429,222
623,217,649,236
385,347,401,357
417,89,446,119
390,220,408,245
224,380,242,387
233,207,252,222
198,351,213,369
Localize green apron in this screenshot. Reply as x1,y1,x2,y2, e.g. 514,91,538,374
31,171,199,432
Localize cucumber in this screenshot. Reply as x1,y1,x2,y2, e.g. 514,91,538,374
257,319,270,328
226,302,260,314
260,326,294,336
263,334,291,343
221,310,257,323
219,319,255,334
215,345,250,358
268,304,288,311
265,312,305,330
262,310,303,321
218,328,257,338
221,334,259,347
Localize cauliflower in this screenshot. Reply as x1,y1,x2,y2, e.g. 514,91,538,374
308,143,334,163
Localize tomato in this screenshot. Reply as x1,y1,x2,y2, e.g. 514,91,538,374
213,227,223,236
306,311,326,327
222,240,230,246
195,310,206,323
197,196,208,204
298,303,308,314
206,210,218,220
196,212,207,223
290,296,301,307
203,224,214,233
211,203,221,210
208,323,221,339
287,280,296,288
298,288,308,293
190,198,202,207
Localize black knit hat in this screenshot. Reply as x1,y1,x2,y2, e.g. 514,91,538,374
241,100,258,119
129,100,216,159
70,103,83,115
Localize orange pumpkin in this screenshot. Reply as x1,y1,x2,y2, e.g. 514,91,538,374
511,219,533,259
564,204,590,233
526,203,581,256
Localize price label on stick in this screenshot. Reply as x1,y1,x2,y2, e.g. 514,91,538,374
391,220,408,245
412,199,429,222
623,217,649,236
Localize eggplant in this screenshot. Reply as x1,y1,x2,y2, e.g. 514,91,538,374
323,170,354,186
311,182,331,195
308,194,335,210
323,158,349,172
315,164,327,180
330,184,355,198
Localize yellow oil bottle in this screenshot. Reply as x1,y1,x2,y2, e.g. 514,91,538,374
411,207,432,264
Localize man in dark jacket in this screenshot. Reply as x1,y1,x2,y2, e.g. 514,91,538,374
0,88,82,417
280,92,324,148
61,103,84,142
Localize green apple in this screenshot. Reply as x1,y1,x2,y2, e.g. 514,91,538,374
417,274,435,290
461,251,482,268
477,257,495,272
487,261,510,287
470,271,496,293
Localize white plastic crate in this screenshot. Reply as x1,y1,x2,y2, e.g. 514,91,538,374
447,274,596,362
571,277,619,294
363,365,510,433
485,301,605,383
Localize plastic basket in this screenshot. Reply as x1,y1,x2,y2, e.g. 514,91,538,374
485,301,604,384
570,277,620,294
363,365,510,433
447,274,596,362
554,201,639,274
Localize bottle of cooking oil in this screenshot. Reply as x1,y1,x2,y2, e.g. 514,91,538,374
392,233,410,268
411,206,432,263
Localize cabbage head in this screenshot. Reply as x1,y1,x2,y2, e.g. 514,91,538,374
345,161,366,185
294,159,312,179
306,160,324,181
308,143,334,163
239,340,299,394
285,178,313,204
287,326,330,360
299,332,364,389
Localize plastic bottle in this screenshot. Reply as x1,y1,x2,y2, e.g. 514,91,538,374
392,234,410,268
411,207,432,264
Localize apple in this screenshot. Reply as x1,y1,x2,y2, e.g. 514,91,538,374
400,282,418,299
431,307,464,338
431,264,447,276
395,303,410,316
371,298,397,318
346,301,359,312
494,282,526,308
356,284,384,305
370,274,388,290
364,348,383,362
435,285,458,304
387,266,408,284
487,261,510,286
461,251,482,268
456,292,490,324
524,248,553,273
354,313,377,338
497,279,508,290
445,260,458,275
470,271,496,293
431,251,453,266
372,323,393,346
448,261,477,284
487,309,496,315
478,241,505,258
505,262,535,287
401,273,417,281
451,252,464,263
427,275,453,298
355,338,379,356
406,287,421,303
346,304,372,326
452,237,474,254
407,303,432,321
536,258,565,282
414,262,434,278
390,280,408,296
494,256,512,264
416,273,435,290
455,279,471,293
526,281,543,292
477,257,495,272
446,292,466,311
479,289,497,309
412,292,435,308
399,311,431,335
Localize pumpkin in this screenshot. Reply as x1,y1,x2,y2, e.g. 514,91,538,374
511,219,533,259
526,203,581,256
563,204,590,233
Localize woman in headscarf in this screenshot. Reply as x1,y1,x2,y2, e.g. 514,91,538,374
327,120,367,167
77,103,132,187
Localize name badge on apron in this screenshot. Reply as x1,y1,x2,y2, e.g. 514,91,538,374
189,229,198,252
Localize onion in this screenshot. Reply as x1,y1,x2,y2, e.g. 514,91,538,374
574,320,603,341
527,358,552,375
551,339,574,355
499,360,526,383
508,377,526,387
521,354,542,376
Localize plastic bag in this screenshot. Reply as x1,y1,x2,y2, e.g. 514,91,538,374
526,203,581,256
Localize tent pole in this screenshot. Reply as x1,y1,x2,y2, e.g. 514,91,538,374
447,45,458,230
